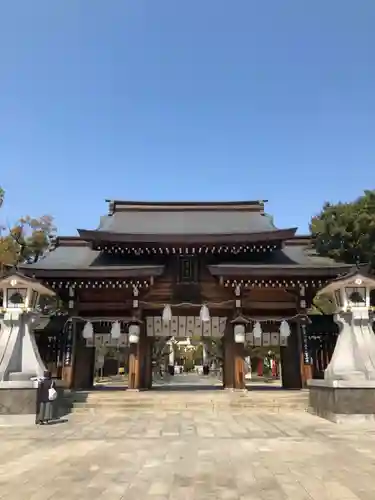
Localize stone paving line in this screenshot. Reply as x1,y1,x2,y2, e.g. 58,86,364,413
1,410,375,499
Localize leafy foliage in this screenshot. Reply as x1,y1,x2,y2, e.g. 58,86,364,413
0,186,56,270
310,190,375,267
309,294,336,315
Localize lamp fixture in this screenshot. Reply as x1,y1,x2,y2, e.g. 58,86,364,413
253,321,262,339
110,320,121,339
199,304,210,323
128,323,140,344
162,304,172,322
279,320,291,338
82,321,94,339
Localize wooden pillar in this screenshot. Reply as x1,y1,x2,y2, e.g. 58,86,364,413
299,319,313,385
222,324,245,389
299,285,313,386
144,337,153,389
280,322,302,389
234,342,245,389
61,319,75,388
223,328,234,388
128,344,138,389
63,287,78,389
128,325,150,390
72,321,95,390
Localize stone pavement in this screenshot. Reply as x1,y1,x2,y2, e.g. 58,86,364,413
1,408,375,500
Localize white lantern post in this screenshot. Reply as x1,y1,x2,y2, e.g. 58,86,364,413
0,272,55,385
307,268,375,423
320,270,375,381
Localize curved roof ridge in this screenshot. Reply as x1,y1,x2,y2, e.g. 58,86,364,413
106,199,267,214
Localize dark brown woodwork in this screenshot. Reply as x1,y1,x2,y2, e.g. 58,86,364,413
242,288,298,309
279,322,302,389
128,345,138,389
144,337,153,389
143,259,233,308
234,343,245,389
62,366,74,388
222,324,245,390
128,320,150,390
72,327,95,390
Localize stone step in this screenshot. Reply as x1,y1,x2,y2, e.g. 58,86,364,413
63,389,308,414
73,398,308,406
68,398,308,413
71,399,307,407
70,404,307,414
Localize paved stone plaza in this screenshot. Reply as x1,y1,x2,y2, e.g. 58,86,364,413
1,405,375,500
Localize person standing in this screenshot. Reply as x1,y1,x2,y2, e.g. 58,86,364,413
36,371,57,425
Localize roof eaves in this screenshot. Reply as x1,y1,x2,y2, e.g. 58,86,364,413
77,228,298,244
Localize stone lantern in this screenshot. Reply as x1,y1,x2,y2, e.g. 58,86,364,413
307,267,375,423
0,272,55,386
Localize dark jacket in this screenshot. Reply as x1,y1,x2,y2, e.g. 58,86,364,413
38,378,55,403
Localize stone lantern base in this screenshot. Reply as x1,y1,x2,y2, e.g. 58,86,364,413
0,380,40,415
307,379,375,424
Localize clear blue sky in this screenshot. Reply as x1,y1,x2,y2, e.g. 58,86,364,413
1,1,374,236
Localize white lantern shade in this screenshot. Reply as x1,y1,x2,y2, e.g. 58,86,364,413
0,273,55,312
345,286,367,307
83,321,94,339
111,320,121,339
200,305,210,323
128,323,140,344
234,323,245,343
162,304,172,322
279,320,291,338
317,272,375,312
253,321,262,339
6,287,27,309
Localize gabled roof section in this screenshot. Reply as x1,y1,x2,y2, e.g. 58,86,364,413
19,238,165,279
317,264,374,294
78,199,297,244
0,270,55,295
208,239,353,277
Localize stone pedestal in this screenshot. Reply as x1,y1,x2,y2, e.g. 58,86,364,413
308,309,375,423
0,380,39,415
307,379,375,423
0,380,67,417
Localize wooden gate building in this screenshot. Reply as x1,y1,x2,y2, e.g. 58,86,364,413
21,200,351,390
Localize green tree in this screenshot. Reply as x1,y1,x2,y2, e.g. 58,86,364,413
309,293,336,315
310,190,375,267
0,186,56,270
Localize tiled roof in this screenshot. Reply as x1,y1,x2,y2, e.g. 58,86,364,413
20,243,164,278
94,210,278,235
208,244,352,277
20,237,351,278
